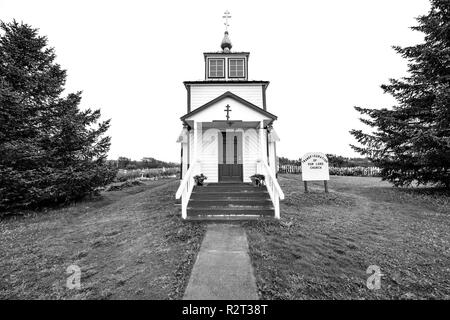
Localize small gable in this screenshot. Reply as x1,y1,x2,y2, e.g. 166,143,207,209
181,91,277,123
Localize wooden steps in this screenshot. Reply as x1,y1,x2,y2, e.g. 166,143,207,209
186,183,274,220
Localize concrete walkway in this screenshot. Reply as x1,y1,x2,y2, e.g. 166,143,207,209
183,223,259,300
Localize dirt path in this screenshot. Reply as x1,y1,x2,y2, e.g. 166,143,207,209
0,179,206,299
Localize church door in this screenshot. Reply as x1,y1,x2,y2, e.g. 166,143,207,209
218,131,243,182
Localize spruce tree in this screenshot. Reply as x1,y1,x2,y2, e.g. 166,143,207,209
350,0,450,188
0,20,117,212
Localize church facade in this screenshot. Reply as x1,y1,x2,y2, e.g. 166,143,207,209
176,31,284,220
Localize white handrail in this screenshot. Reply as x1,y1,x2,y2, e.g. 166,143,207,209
175,161,199,219
258,161,284,219
175,162,196,199
262,161,284,200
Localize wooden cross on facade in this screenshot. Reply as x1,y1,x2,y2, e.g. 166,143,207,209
224,104,232,120
223,10,231,31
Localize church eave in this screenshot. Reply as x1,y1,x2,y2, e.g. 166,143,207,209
183,80,269,89
203,52,250,56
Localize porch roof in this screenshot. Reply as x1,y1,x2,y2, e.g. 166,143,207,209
180,91,277,122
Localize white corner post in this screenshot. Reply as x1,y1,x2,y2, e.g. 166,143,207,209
259,120,282,220
259,121,267,164
179,121,201,220
180,121,198,220
181,131,188,179
268,141,276,176
193,121,201,174
193,121,198,163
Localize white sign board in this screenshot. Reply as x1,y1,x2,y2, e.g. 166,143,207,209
301,152,330,181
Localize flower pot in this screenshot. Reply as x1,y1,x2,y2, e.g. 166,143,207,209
194,174,207,186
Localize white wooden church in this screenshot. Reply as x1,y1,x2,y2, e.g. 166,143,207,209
176,23,284,220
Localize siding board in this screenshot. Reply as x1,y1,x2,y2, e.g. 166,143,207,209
243,128,259,182
200,129,219,182
190,85,264,110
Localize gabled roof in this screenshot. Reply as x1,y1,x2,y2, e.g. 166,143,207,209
180,91,277,121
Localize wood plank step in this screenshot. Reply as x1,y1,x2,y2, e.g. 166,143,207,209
189,205,273,211
188,199,273,207
186,215,274,221
204,183,253,187
198,187,256,191
187,208,274,216
191,193,270,198
194,188,267,193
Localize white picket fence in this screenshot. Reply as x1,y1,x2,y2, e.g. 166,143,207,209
279,165,381,177
278,165,302,174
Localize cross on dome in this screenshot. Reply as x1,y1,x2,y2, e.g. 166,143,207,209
223,10,231,31
221,10,233,52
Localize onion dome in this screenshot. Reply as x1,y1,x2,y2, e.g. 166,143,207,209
221,31,232,52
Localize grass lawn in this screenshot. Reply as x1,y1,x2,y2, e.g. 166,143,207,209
0,179,206,299
243,174,450,300
2,174,448,300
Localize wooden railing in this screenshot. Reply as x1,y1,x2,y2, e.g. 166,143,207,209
175,161,199,219
258,161,285,219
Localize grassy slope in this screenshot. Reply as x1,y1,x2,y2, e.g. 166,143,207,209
244,174,450,300
0,179,206,299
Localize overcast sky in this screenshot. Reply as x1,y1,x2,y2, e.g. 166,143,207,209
0,0,430,162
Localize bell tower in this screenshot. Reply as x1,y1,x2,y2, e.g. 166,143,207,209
203,11,249,81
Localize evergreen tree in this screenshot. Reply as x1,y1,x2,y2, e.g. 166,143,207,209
0,20,117,213
350,0,450,188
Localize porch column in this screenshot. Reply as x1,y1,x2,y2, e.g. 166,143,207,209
193,121,198,162
177,125,189,179
193,121,201,174
182,141,188,179
268,141,276,176
259,120,267,164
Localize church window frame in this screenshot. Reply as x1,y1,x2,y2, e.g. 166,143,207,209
208,58,225,78
228,58,245,78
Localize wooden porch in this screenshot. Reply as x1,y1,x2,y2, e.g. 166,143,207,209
185,182,274,221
